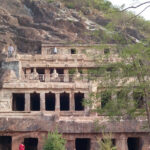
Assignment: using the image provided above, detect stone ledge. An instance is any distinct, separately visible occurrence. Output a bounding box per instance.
[0,116,148,133]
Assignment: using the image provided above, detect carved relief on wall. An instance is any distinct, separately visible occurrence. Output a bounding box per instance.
[0,101,11,111]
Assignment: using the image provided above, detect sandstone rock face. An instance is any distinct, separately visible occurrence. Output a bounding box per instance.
[0,0,145,53]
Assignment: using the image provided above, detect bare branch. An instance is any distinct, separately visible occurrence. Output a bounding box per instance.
[122,1,150,11]
[128,4,150,21]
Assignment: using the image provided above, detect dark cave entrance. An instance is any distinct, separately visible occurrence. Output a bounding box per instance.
[127,138,141,150]
[24,138,38,150]
[45,93,55,111]
[0,136,12,150]
[30,93,40,111]
[75,92,84,111]
[12,93,25,111]
[60,92,70,111]
[75,138,90,150]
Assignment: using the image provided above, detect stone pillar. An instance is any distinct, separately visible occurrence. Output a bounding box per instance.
[66,139,75,150]
[116,135,128,150]
[45,68,50,82]
[38,136,44,150]
[91,139,99,150]
[70,91,75,112]
[142,136,150,150]
[25,93,30,112]
[12,135,24,150]
[40,93,45,111]
[64,69,69,82]
[55,93,60,112]
[84,93,90,116]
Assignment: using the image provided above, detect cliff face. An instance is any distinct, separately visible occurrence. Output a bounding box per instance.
[0,0,147,52]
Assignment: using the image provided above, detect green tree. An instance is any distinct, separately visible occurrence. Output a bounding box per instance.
[43,130,66,150]
[86,42,150,129]
[98,134,117,150]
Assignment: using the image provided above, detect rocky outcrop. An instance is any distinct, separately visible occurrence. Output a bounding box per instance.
[0,0,146,53]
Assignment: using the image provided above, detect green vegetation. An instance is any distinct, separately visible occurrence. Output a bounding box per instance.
[42,0,150,41]
[43,130,66,150]
[61,0,113,12]
[85,42,150,128]
[69,68,76,74]
[98,134,117,150]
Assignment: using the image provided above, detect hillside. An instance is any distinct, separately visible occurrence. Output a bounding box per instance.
[0,0,150,52]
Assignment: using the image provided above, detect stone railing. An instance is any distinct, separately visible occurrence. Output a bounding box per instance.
[23,74,90,83]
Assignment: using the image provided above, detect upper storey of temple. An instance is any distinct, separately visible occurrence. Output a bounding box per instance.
[3,43,118,63]
[0,43,119,87]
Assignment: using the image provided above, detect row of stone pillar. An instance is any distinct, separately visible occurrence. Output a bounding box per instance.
[24,92,88,112]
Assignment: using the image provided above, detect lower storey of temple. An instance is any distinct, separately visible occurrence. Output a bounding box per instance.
[0,132,149,150]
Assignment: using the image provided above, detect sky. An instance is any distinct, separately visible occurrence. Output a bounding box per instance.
[108,0,150,20]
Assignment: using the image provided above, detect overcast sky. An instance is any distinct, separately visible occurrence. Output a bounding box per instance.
[108,0,150,20]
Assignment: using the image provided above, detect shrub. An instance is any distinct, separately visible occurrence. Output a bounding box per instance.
[43,130,66,150]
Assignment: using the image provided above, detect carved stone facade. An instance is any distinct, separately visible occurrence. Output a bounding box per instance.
[0,43,149,150]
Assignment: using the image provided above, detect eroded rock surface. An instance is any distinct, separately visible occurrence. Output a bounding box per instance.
[0,0,145,53]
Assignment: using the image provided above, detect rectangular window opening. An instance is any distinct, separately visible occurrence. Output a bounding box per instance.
[75,93,84,111]
[45,93,55,111]
[30,93,40,111]
[71,49,77,54]
[0,136,12,150]
[60,93,70,111]
[24,138,38,150]
[12,93,25,111]
[127,137,141,150]
[75,138,90,150]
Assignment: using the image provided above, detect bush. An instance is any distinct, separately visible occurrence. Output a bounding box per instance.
[99,134,117,150]
[43,130,66,150]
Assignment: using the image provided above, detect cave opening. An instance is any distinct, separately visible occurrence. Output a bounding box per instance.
[127,138,141,150]
[12,93,25,111]
[75,92,84,111]
[45,93,55,111]
[24,138,38,150]
[60,92,70,111]
[0,136,12,150]
[30,93,40,111]
[75,138,90,150]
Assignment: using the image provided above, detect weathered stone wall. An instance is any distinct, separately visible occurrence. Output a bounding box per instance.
[0,131,149,150]
[0,44,150,150]
[1,61,19,78]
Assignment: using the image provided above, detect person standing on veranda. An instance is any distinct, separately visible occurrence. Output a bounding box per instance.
[19,143,25,150]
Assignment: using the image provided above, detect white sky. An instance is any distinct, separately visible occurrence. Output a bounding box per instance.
[108,0,150,20]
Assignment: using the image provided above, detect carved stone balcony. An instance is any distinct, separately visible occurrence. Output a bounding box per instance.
[23,74,90,83]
